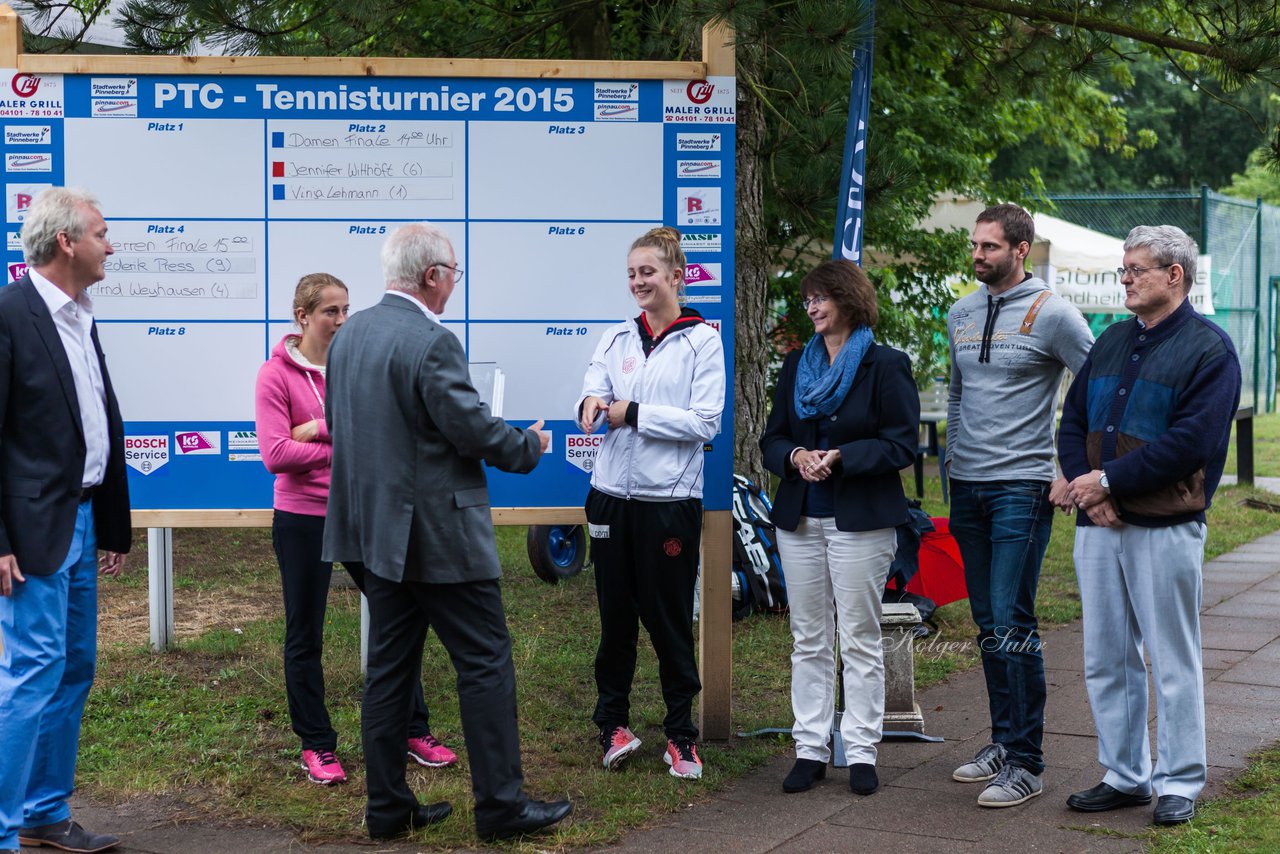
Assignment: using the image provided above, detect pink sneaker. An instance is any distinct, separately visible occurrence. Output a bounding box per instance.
[407,733,459,768]
[664,738,703,779]
[600,725,642,770]
[300,749,347,785]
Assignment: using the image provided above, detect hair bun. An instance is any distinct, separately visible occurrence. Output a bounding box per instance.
[646,226,682,242]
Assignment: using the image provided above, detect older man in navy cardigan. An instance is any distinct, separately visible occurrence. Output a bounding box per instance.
[1058,225,1241,828]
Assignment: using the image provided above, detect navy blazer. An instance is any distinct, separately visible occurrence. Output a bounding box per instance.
[761,343,919,533]
[0,276,131,574]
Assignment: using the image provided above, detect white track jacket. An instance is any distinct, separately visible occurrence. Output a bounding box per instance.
[575,315,725,500]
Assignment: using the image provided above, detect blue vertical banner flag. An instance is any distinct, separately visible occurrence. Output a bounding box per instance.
[834,2,875,263]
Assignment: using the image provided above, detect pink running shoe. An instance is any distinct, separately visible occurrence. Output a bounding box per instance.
[407,733,459,768]
[600,725,642,770]
[664,738,703,779]
[300,749,347,785]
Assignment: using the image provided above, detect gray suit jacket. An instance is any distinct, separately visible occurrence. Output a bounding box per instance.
[322,293,541,583]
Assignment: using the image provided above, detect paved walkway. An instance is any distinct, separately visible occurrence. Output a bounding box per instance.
[63,526,1280,853]
[605,528,1280,853]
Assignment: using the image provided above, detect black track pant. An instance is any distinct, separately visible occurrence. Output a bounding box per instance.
[586,488,702,741]
[272,509,429,751]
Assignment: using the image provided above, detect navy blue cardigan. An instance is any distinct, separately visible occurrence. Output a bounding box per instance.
[1058,299,1241,527]
[761,343,920,533]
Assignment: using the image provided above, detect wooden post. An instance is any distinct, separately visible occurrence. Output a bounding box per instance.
[695,20,736,742]
[0,4,22,67]
[698,510,734,740]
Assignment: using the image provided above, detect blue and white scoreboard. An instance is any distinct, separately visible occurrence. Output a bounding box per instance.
[1,71,736,512]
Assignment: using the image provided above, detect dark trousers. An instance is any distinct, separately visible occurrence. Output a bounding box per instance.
[585,488,702,741]
[948,480,1054,775]
[362,572,524,834]
[272,509,429,752]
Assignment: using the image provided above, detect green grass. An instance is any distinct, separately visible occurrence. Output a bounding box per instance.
[1148,746,1280,853]
[1225,411,1280,478]
[80,460,1280,849]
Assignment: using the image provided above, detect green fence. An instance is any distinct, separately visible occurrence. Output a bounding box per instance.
[1050,189,1278,413]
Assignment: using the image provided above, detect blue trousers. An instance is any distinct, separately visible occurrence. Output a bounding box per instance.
[0,501,98,848]
[949,479,1053,775]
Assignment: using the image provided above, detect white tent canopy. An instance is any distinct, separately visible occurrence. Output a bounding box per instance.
[919,197,1213,314]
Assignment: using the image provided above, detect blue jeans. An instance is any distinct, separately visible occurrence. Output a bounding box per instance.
[0,502,98,848]
[949,479,1054,775]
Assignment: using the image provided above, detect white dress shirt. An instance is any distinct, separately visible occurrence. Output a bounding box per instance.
[28,269,110,488]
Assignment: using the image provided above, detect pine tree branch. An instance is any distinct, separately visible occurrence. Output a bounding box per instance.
[931,0,1247,61]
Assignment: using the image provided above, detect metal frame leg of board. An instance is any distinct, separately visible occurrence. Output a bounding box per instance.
[148,527,175,651]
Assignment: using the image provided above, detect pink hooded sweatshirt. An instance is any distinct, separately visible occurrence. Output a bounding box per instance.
[254,334,332,515]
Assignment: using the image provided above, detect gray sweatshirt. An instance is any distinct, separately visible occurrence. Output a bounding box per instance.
[946,276,1094,482]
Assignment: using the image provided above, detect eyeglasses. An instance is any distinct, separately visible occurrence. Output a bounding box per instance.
[802,294,830,310]
[435,263,464,283]
[1115,264,1171,279]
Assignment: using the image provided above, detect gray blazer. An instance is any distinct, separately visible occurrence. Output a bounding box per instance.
[322,294,541,583]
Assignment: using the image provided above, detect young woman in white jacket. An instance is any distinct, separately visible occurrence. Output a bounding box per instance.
[576,226,725,780]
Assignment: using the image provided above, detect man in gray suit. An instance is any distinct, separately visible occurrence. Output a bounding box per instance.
[323,223,571,842]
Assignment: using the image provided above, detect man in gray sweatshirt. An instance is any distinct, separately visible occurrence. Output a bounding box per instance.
[945,204,1094,808]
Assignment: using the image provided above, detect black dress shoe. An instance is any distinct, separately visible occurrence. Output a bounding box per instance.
[782,758,827,793]
[17,819,119,853]
[367,802,453,840]
[477,798,572,842]
[849,763,879,796]
[1153,794,1196,826]
[1066,782,1152,812]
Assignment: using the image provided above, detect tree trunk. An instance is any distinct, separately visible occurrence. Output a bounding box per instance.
[563,0,612,60]
[733,45,770,489]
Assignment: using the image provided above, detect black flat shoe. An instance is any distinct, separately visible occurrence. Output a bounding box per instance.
[782,758,827,793]
[1153,795,1195,826]
[849,762,879,796]
[477,798,572,842]
[367,802,453,840]
[1066,782,1152,812]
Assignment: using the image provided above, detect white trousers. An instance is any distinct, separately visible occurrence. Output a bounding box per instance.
[1074,521,1207,800]
[776,517,896,764]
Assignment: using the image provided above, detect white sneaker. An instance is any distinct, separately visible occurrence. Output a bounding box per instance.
[977,764,1043,807]
[952,742,1006,783]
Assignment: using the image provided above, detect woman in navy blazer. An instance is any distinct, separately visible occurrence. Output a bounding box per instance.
[761,260,919,797]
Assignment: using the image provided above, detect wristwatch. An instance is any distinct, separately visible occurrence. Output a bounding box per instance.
[1099,471,1110,493]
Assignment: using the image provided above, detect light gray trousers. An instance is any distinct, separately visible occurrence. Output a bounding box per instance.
[1074,521,1207,800]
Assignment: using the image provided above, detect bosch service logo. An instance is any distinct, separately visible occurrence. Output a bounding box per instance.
[11,74,39,98]
[686,80,715,104]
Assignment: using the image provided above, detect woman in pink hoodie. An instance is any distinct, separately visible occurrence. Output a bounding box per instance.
[255,273,457,785]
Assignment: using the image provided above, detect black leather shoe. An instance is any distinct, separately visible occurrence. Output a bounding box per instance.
[1153,795,1196,826]
[17,819,119,853]
[782,758,827,793]
[367,802,453,840]
[1066,782,1152,812]
[477,798,572,842]
[849,763,879,796]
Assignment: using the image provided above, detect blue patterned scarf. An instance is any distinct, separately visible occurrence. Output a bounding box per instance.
[794,326,873,420]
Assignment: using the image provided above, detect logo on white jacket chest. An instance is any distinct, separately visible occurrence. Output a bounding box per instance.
[622,356,637,374]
